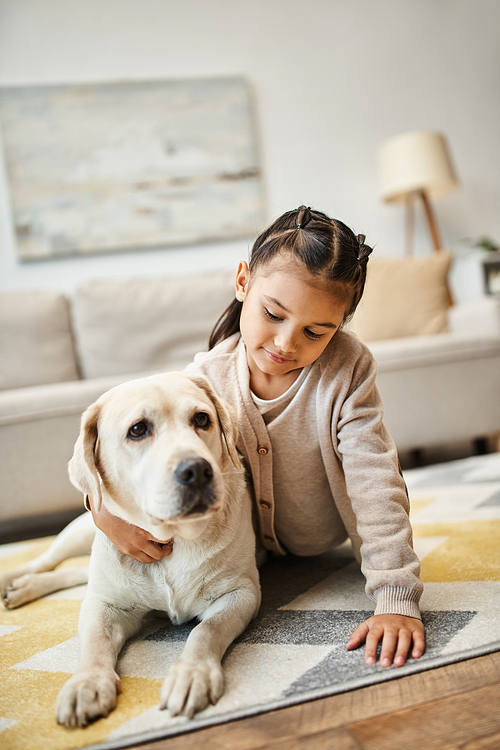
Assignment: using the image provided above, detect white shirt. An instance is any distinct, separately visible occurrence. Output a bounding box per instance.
[251,364,347,555]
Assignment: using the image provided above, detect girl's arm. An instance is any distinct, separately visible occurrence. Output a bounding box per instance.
[87,495,173,563]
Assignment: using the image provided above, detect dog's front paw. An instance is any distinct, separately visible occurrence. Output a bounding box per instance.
[56,669,121,727]
[160,657,224,718]
[2,574,39,609]
[0,572,16,607]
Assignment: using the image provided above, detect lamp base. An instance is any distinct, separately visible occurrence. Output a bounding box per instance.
[419,189,443,252]
[403,189,453,305]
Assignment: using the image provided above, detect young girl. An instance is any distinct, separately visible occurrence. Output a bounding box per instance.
[90,206,425,668]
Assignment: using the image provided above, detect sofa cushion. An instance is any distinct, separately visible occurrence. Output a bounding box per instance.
[73,271,235,378]
[0,291,80,390]
[349,252,453,342]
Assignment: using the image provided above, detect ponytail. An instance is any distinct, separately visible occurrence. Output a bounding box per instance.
[208,298,242,350]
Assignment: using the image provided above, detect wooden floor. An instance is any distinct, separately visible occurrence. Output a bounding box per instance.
[128,651,500,750]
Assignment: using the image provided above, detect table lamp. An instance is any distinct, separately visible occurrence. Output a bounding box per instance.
[378,131,459,255]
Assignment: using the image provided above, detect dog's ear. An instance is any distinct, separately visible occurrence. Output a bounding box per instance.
[215,396,240,468]
[68,401,103,511]
[189,374,240,468]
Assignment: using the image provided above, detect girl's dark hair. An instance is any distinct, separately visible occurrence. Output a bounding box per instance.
[208,205,373,349]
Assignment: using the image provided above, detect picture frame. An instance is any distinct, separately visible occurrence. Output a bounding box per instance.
[482,255,500,297]
[0,77,264,261]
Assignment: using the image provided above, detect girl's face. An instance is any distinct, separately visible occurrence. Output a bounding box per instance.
[235,256,347,396]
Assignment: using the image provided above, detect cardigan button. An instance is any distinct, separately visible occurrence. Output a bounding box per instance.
[258,446,268,455]
[264,535,274,543]
[260,500,271,510]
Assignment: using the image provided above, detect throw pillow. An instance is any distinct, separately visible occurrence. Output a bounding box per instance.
[0,292,80,389]
[349,252,453,342]
[73,271,236,379]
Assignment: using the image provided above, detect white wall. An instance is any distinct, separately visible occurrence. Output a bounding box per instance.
[1,0,499,300]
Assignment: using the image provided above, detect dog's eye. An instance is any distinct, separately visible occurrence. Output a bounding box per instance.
[127,421,151,440]
[194,412,211,430]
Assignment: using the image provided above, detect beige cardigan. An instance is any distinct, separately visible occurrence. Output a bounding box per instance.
[187,331,422,618]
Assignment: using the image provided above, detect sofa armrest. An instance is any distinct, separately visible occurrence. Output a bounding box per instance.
[0,368,173,523]
[366,331,500,451]
[448,296,500,337]
[367,331,500,372]
[0,370,164,424]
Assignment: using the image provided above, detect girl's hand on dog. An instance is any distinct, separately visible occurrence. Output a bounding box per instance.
[87,495,173,563]
[346,614,425,667]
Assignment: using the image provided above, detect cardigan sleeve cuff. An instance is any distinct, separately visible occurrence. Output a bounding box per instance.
[374,585,422,620]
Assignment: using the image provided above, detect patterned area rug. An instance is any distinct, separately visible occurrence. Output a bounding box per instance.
[1,452,500,750]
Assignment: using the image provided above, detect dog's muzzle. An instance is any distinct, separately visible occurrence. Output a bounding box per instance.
[175,457,216,515]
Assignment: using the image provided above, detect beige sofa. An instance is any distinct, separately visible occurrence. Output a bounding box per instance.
[1,260,500,538]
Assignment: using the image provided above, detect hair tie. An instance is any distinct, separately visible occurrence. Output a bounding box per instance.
[356,234,365,260]
[356,234,373,263]
[296,206,311,229]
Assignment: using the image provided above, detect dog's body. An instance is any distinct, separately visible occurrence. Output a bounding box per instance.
[3,372,261,726]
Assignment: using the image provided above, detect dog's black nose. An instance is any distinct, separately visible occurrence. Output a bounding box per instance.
[175,458,213,489]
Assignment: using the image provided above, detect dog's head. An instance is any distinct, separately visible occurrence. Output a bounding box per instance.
[69,372,240,536]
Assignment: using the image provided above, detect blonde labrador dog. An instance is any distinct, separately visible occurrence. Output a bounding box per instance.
[8,372,261,727]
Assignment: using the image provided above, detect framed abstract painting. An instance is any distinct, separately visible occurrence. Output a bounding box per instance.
[0,77,264,261]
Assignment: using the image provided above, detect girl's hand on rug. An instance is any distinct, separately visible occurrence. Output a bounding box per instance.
[346,614,425,668]
[87,495,173,563]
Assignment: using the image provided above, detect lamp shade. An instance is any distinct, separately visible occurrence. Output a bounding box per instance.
[379,131,459,203]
